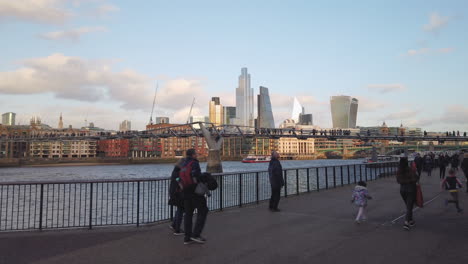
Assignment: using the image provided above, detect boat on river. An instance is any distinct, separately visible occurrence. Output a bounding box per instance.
[241,155,271,163]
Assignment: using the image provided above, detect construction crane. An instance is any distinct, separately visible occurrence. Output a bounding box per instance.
[187,97,196,124]
[149,82,158,125]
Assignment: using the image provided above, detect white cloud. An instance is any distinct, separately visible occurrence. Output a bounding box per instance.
[367,84,406,93]
[0,53,204,113]
[90,4,119,17]
[355,96,387,112]
[438,47,455,53]
[423,12,450,33]
[0,0,72,24]
[405,47,454,57]
[39,26,107,41]
[406,48,431,56]
[382,110,419,121]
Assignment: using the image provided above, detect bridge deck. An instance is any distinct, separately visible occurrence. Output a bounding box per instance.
[1,169,467,264]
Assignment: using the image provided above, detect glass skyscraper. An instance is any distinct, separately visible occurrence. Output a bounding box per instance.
[223,106,236,125]
[257,86,275,128]
[2,112,16,126]
[209,97,224,126]
[235,68,254,127]
[330,96,358,128]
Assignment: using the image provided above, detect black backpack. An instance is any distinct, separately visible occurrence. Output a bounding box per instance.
[200,172,218,191]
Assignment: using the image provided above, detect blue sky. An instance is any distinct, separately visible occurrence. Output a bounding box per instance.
[0,0,467,131]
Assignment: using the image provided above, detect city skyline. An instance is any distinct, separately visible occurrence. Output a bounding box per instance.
[0,1,467,131]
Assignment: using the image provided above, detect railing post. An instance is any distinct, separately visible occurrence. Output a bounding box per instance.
[347,166,350,184]
[353,165,357,183]
[296,169,299,195]
[136,181,140,227]
[307,169,310,192]
[284,170,288,197]
[333,167,336,188]
[325,167,329,189]
[256,172,259,204]
[365,164,368,181]
[239,174,242,207]
[316,167,320,191]
[359,165,362,181]
[219,176,223,211]
[89,183,93,230]
[340,166,344,186]
[39,184,44,231]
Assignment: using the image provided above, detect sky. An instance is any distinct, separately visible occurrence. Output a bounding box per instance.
[1,0,467,132]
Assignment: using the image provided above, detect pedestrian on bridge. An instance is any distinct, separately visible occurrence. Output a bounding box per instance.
[397,157,420,231]
[179,149,209,245]
[268,151,284,212]
[168,159,185,236]
[461,153,468,193]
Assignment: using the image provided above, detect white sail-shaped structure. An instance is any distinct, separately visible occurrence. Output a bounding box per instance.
[291,97,303,123]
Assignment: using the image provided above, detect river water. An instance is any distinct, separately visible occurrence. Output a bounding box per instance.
[0,159,366,183]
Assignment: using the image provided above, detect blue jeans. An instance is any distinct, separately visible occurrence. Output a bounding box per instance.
[172,206,184,232]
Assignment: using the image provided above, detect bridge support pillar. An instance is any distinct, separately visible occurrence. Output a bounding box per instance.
[199,123,224,173]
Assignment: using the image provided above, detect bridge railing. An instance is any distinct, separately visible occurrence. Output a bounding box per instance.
[0,161,398,232]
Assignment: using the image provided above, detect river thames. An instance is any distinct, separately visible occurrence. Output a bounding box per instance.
[0,159,365,182]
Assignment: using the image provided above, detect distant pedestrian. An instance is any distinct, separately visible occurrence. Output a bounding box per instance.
[168,159,185,236]
[414,153,423,177]
[396,157,420,231]
[268,151,284,212]
[461,153,468,193]
[178,149,209,245]
[423,155,433,176]
[439,154,447,179]
[351,181,372,224]
[441,169,463,213]
[451,153,459,171]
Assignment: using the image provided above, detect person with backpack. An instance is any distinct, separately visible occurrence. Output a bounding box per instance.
[168,159,185,235]
[461,152,468,193]
[396,157,420,231]
[178,149,209,245]
[268,151,284,212]
[441,169,463,213]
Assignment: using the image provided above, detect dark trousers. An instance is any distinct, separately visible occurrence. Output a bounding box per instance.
[448,192,461,210]
[400,185,416,222]
[269,187,281,210]
[184,195,208,240]
[439,166,446,179]
[171,206,184,232]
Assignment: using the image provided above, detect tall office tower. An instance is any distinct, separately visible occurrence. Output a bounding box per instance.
[299,114,313,125]
[189,116,209,129]
[235,67,254,127]
[58,113,63,129]
[119,120,132,131]
[291,97,304,123]
[156,117,170,124]
[223,106,236,125]
[209,97,224,126]
[2,112,16,126]
[257,86,275,128]
[330,96,359,128]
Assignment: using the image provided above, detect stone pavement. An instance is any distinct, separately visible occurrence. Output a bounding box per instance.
[1,169,467,264]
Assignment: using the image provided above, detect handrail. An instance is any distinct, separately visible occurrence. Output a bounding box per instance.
[0,161,394,185]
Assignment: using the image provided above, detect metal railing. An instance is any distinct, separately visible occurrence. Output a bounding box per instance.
[0,161,398,232]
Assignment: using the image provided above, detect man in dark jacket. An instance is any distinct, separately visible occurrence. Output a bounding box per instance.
[168,159,185,235]
[180,149,208,245]
[268,151,284,212]
[414,154,423,177]
[461,153,468,193]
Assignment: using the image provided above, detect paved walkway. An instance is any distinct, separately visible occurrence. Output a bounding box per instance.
[1,169,467,264]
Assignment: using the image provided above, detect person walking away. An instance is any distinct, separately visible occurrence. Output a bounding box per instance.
[268,151,284,212]
[414,154,423,177]
[439,154,447,179]
[168,159,185,235]
[423,154,433,176]
[451,153,459,171]
[396,157,420,230]
[179,149,209,245]
[351,181,372,224]
[441,169,463,213]
[460,152,468,193]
